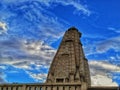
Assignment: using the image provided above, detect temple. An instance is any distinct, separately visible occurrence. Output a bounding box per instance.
[46,27,90,89]
[0,27,119,90]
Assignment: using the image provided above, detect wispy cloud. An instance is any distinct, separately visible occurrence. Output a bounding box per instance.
[89,61,120,73]
[108,27,120,33]
[55,0,91,16]
[0,0,68,44]
[27,71,47,82]
[3,0,91,16]
[83,36,120,58]
[96,36,120,53]
[0,0,91,44]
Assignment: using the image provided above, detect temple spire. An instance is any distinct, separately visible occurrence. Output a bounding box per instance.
[46,27,91,87]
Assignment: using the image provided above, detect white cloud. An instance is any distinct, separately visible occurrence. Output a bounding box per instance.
[26,71,47,82]
[0,66,6,70]
[23,40,56,59]
[0,39,55,83]
[84,36,120,57]
[0,39,56,70]
[91,75,118,86]
[89,61,120,72]
[108,27,120,33]
[0,59,32,70]
[89,60,119,86]
[0,22,7,34]
[96,36,120,53]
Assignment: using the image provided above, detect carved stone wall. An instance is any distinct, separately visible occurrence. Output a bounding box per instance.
[46,27,91,89]
[0,84,118,90]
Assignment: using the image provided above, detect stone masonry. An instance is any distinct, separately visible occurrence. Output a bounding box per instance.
[46,27,91,89]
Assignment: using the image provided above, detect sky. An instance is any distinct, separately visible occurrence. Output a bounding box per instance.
[0,0,120,86]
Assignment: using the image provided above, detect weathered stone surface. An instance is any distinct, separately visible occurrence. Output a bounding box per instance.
[46,27,91,88]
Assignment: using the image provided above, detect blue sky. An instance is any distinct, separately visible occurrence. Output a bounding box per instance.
[0,0,120,86]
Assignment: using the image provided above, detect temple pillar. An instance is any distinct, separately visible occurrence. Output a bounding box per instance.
[18,87,22,90]
[31,87,35,90]
[76,86,81,90]
[26,87,30,90]
[22,85,26,90]
[53,86,57,90]
[69,86,75,90]
[13,87,16,90]
[8,87,11,90]
[65,86,69,90]
[47,86,51,90]
[59,86,63,90]
[3,87,6,90]
[36,86,39,90]
[42,86,46,90]
[81,82,87,90]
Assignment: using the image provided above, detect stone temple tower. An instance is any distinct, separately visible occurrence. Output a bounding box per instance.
[46,27,91,88]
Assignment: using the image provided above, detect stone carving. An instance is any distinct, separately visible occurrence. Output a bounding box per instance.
[46,27,91,87]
